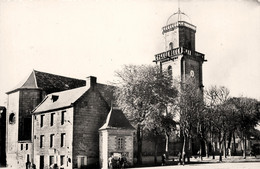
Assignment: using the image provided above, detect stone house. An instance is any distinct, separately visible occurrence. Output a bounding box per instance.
[32,76,115,169]
[99,108,135,169]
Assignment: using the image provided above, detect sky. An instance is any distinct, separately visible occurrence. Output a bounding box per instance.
[0,0,259,106]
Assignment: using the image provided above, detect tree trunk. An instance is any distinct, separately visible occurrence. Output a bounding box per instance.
[219,143,223,162]
[211,136,215,159]
[165,132,169,159]
[233,132,237,155]
[223,134,227,158]
[243,135,246,159]
[204,140,208,158]
[219,136,222,162]
[137,125,143,164]
[200,142,203,161]
[154,138,158,164]
[212,142,215,159]
[227,132,232,149]
[210,126,215,159]
[227,131,232,156]
[182,133,186,165]
[187,137,192,163]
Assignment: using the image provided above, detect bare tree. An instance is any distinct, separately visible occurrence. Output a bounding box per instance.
[178,77,204,164]
[204,85,230,161]
[114,64,178,164]
[230,97,260,159]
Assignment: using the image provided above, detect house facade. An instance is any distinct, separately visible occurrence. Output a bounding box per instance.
[4,70,132,169]
[32,76,114,169]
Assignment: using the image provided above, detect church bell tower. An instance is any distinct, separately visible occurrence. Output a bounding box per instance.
[154,8,206,89]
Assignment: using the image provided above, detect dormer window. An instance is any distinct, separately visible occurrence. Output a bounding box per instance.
[51,95,59,102]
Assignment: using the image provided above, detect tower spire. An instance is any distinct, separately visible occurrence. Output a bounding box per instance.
[178,0,181,21]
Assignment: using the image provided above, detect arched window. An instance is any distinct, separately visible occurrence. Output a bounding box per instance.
[169,42,173,50]
[9,113,15,124]
[168,65,172,76]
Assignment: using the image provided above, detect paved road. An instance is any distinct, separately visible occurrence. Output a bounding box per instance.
[1,162,260,169]
[130,162,260,169]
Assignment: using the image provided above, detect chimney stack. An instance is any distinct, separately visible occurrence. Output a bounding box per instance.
[86,76,97,88]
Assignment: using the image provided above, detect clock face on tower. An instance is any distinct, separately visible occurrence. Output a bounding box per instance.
[190,70,194,78]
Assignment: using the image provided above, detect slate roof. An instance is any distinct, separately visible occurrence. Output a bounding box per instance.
[7,70,86,94]
[99,108,135,130]
[33,86,89,113]
[96,83,116,106]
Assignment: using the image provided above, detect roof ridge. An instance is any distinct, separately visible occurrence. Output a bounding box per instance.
[48,85,88,95]
[34,70,85,81]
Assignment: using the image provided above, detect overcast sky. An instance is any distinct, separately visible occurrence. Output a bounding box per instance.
[0,0,259,105]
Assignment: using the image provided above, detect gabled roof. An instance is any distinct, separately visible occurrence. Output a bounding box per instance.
[7,70,86,94]
[33,86,89,113]
[99,108,135,130]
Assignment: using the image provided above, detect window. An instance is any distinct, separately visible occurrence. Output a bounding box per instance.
[9,113,15,124]
[40,135,44,148]
[77,156,87,168]
[60,155,65,166]
[168,65,172,76]
[24,117,32,140]
[27,154,30,162]
[49,156,54,166]
[40,115,44,127]
[61,133,66,147]
[169,42,173,50]
[61,111,65,125]
[50,134,54,148]
[26,144,28,150]
[21,144,23,150]
[51,95,59,102]
[117,137,124,150]
[50,113,55,126]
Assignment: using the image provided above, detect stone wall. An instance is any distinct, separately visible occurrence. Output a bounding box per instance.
[33,107,73,169]
[0,107,6,166]
[178,27,196,51]
[108,130,134,167]
[17,141,33,169]
[6,91,19,168]
[73,86,110,168]
[99,129,134,169]
[19,89,42,140]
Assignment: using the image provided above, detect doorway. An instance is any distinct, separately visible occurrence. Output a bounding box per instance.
[40,156,44,169]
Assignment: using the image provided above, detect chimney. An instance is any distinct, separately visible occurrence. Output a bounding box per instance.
[86,76,97,88]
